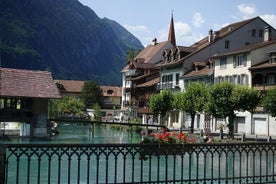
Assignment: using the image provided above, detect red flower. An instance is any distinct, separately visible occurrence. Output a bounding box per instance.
[157,134,163,141]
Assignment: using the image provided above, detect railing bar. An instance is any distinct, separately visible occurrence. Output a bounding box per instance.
[157,155,160,183]
[105,156,109,183]
[266,150,269,183]
[253,149,256,183]
[77,157,81,184]
[27,157,31,184]
[96,157,100,184]
[239,151,242,184]
[211,151,214,183]
[131,155,135,184]
[259,150,262,184]
[196,152,199,182]
[181,154,184,182]
[114,156,117,183]
[165,155,168,183]
[272,149,276,181]
[173,155,176,184]
[246,150,249,184]
[232,153,235,184]
[86,157,90,184]
[225,152,228,184]
[67,157,71,184]
[16,158,20,184]
[48,158,51,184]
[123,154,126,183]
[140,157,143,182]
[148,156,152,183]
[203,152,206,183]
[188,153,191,184]
[37,157,41,184]
[218,151,221,184]
[57,158,61,184]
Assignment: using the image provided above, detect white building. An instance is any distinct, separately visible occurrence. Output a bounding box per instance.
[156,16,276,132]
[212,30,276,136]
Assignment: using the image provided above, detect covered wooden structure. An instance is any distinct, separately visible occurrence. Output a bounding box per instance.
[0,68,61,137]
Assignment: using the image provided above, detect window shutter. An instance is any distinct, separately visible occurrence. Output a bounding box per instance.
[243,54,247,66]
[233,56,237,68]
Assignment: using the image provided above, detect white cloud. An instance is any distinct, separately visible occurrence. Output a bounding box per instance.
[237,3,256,18]
[124,24,152,46]
[192,12,205,28]
[124,24,151,35]
[260,14,276,29]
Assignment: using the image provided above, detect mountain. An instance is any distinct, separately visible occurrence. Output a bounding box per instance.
[0,0,144,85]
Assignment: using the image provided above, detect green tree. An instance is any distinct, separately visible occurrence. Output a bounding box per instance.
[80,80,103,109]
[93,103,102,121]
[206,82,261,138]
[262,87,276,117]
[126,49,141,61]
[173,82,209,133]
[149,90,174,125]
[49,97,85,117]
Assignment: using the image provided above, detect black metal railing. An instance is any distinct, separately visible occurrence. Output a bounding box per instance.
[1,142,275,184]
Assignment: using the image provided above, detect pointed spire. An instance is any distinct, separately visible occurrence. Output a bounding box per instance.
[168,11,176,47]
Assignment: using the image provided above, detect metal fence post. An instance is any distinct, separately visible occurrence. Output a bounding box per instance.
[0,144,6,184]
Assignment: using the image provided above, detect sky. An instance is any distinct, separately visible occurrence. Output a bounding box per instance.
[78,0,276,47]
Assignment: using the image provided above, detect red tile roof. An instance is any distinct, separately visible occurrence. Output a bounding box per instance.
[135,41,171,63]
[136,77,160,88]
[249,60,276,70]
[55,80,84,93]
[55,80,121,97]
[0,68,61,98]
[101,86,122,97]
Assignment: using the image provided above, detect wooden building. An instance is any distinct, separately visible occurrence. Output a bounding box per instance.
[0,68,61,137]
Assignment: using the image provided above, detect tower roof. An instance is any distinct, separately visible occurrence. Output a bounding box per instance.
[168,13,176,47]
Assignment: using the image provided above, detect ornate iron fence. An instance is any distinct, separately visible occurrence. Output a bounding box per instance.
[1,142,275,183]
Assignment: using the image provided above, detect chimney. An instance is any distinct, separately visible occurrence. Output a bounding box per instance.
[264,26,271,42]
[152,38,157,45]
[208,29,213,42]
[213,31,220,40]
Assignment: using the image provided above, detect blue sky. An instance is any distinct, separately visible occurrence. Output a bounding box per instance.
[78,0,276,47]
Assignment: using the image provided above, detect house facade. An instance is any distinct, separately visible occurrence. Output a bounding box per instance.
[212,38,276,136]
[0,68,61,137]
[155,16,276,131]
[55,80,122,120]
[121,15,175,123]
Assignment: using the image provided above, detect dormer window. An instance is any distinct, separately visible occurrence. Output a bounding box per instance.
[107,90,114,95]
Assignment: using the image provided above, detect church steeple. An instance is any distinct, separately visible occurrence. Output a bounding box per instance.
[168,12,176,47]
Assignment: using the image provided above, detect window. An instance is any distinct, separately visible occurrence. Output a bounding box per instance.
[241,74,248,85]
[251,29,256,37]
[175,73,180,85]
[270,53,276,63]
[225,40,230,49]
[220,58,227,69]
[233,54,247,67]
[259,30,263,37]
[266,74,275,84]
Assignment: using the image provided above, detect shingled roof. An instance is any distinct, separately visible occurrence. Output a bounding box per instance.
[0,68,61,98]
[156,17,263,68]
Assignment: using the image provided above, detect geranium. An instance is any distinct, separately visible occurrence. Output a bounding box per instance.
[139,131,196,160]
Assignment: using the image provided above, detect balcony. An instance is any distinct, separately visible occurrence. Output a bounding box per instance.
[252,83,276,91]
